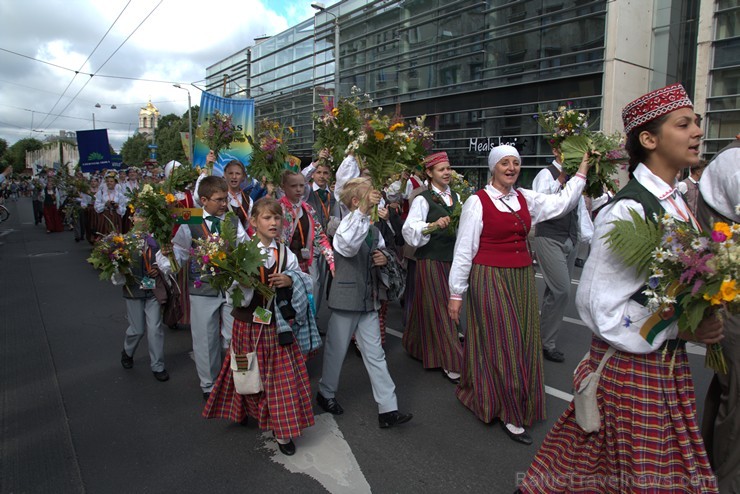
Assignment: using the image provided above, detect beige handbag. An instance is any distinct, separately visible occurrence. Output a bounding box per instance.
[573,346,616,433]
[231,326,263,395]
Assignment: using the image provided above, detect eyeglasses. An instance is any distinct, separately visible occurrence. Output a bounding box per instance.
[208,197,228,203]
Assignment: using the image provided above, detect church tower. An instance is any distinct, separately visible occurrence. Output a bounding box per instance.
[137,100,160,136]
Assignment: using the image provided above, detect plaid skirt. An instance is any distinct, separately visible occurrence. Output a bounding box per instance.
[456,264,545,427]
[202,319,314,439]
[402,259,462,372]
[520,336,718,493]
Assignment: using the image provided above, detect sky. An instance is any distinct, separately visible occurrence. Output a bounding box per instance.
[0,0,318,151]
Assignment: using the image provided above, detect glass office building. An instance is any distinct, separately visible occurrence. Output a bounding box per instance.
[206,0,737,186]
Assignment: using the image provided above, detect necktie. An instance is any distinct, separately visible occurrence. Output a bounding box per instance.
[317,188,329,202]
[209,216,221,234]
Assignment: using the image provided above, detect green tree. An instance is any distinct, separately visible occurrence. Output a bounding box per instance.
[7,138,43,172]
[120,133,150,166]
[0,138,8,160]
[154,106,200,166]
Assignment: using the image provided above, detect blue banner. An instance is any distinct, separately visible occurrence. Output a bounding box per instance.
[76,129,113,172]
[194,93,254,176]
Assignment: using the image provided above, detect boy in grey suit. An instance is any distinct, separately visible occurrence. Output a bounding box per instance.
[316,177,412,429]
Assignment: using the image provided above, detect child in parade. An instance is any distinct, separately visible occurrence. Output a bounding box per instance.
[317,178,413,429]
[519,84,723,492]
[401,152,463,383]
[203,197,315,457]
[118,215,172,382]
[94,171,126,237]
[172,176,248,400]
[222,159,254,235]
[279,170,335,282]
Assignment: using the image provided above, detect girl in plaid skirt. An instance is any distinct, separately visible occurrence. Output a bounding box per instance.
[203,197,314,456]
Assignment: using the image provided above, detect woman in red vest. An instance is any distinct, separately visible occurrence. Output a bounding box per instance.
[447,145,589,444]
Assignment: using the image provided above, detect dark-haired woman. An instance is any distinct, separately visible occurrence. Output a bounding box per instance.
[519,84,722,493]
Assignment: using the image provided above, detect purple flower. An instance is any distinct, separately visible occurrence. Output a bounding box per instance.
[711,230,727,242]
[623,316,632,328]
[648,276,660,289]
[532,114,539,120]
[202,255,210,264]
[193,279,203,289]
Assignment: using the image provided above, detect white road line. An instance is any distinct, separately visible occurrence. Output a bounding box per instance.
[545,385,573,402]
[260,413,371,493]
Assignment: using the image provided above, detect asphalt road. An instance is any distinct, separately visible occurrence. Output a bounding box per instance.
[0,197,715,494]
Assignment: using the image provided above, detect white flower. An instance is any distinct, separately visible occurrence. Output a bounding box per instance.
[348,130,354,136]
[735,204,740,215]
[652,248,669,262]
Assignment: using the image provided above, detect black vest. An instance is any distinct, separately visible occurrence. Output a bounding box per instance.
[414,189,457,262]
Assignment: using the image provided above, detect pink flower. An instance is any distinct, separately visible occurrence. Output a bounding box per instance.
[711,230,727,242]
[202,255,210,264]
[193,279,203,288]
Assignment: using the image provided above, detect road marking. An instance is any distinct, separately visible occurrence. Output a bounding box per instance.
[545,385,573,402]
[260,413,371,493]
[534,272,579,285]
[0,229,16,237]
[686,343,706,356]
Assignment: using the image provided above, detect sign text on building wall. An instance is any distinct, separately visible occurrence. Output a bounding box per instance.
[469,137,519,154]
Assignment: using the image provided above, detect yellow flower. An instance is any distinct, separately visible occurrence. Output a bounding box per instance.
[331,108,339,117]
[703,291,722,305]
[165,193,176,204]
[112,235,124,244]
[389,123,404,132]
[288,127,295,134]
[217,252,226,261]
[374,131,386,141]
[713,222,733,240]
[720,279,737,302]
[128,204,135,214]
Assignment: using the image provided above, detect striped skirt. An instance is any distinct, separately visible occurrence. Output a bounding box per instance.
[456,264,545,427]
[520,336,718,493]
[94,210,122,237]
[402,259,462,372]
[203,319,314,439]
[175,268,190,325]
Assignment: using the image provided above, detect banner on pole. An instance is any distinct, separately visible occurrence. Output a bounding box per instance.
[77,129,113,172]
[180,132,191,161]
[194,93,254,176]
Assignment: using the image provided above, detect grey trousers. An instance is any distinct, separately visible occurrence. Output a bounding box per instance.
[123,296,165,372]
[319,309,398,414]
[189,294,233,393]
[534,236,577,352]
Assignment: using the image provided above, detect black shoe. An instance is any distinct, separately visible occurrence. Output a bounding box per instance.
[153,369,169,382]
[203,392,211,401]
[500,422,532,445]
[239,415,249,427]
[543,348,565,363]
[575,258,585,268]
[121,350,133,369]
[316,392,344,415]
[276,439,296,456]
[378,410,413,429]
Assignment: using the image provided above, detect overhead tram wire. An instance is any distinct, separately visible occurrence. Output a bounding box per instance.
[0,103,133,126]
[0,47,189,85]
[42,0,164,132]
[35,0,132,130]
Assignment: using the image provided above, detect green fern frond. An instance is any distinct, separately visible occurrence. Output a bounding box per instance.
[601,207,662,276]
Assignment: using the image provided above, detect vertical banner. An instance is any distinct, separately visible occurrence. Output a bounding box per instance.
[195,93,254,176]
[180,132,191,161]
[76,129,112,172]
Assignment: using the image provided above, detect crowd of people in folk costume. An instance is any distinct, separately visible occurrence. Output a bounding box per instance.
[23,84,738,492]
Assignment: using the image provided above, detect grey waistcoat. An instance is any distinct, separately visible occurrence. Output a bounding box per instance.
[327,225,380,313]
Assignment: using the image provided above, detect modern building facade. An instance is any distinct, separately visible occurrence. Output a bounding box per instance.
[206,0,739,187]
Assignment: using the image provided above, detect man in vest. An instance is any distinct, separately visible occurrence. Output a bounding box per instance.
[532,148,583,363]
[677,160,707,214]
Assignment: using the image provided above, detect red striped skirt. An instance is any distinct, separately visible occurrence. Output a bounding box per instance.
[520,336,718,493]
[202,319,314,439]
[456,264,545,427]
[402,258,462,372]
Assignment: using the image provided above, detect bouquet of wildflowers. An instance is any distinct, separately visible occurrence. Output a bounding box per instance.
[422,170,476,236]
[246,119,293,190]
[537,103,627,198]
[88,231,144,292]
[198,110,235,170]
[127,183,179,271]
[313,86,368,172]
[604,210,739,373]
[191,212,274,306]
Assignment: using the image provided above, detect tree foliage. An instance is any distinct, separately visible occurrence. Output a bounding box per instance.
[119,106,199,167]
[6,138,43,172]
[120,132,150,166]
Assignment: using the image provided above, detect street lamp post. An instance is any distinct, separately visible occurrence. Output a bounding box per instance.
[173,84,194,164]
[311,2,340,102]
[92,112,96,130]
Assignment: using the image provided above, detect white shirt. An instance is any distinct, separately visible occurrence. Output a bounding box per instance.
[402,184,458,248]
[232,239,299,307]
[576,163,694,354]
[172,211,249,264]
[448,174,585,298]
[94,186,126,215]
[333,209,386,257]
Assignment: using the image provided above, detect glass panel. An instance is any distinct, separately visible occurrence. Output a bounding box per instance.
[710,67,740,97]
[713,37,740,69]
